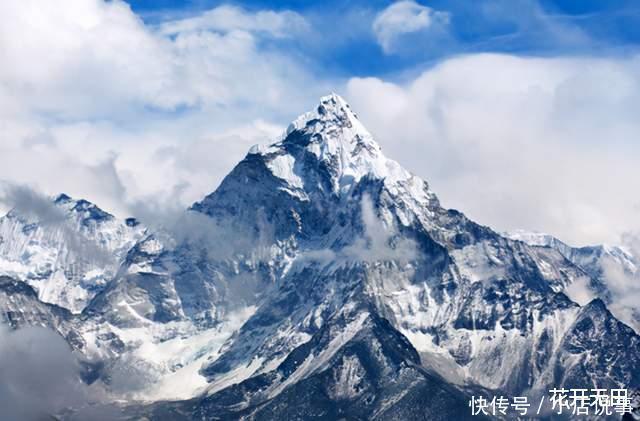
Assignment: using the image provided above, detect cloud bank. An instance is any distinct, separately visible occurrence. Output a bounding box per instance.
[346,53,640,246]
[0,0,326,217]
[0,0,638,250]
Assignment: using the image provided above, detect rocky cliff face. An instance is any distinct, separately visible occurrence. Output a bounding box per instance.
[507,229,640,332]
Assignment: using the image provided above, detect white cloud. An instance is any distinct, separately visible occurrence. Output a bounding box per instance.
[0,1,638,252]
[343,195,418,263]
[158,5,309,38]
[601,253,640,331]
[0,1,315,118]
[0,0,177,117]
[346,53,640,246]
[0,325,87,419]
[301,195,418,265]
[372,0,450,53]
[564,276,596,306]
[0,0,328,217]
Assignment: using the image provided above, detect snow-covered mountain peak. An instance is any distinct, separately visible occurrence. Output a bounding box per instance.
[505,229,571,249]
[54,193,73,205]
[53,193,115,224]
[192,94,438,243]
[286,93,372,141]
[506,229,637,266]
[247,94,419,196]
[0,193,146,313]
[506,228,640,330]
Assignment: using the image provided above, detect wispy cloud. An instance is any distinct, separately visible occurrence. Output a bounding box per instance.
[0,183,67,225]
[601,252,640,331]
[301,195,417,266]
[158,5,309,38]
[0,183,113,265]
[343,195,418,263]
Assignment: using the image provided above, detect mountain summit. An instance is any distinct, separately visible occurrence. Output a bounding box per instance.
[251,93,429,199]
[255,93,396,190]
[1,95,639,419]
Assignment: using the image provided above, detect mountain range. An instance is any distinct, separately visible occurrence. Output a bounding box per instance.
[0,94,638,420]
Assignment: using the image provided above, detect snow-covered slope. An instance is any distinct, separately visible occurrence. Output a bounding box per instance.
[1,94,639,419]
[0,194,145,313]
[507,230,638,277]
[507,229,640,331]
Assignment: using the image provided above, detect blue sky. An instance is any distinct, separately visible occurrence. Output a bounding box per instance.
[0,0,639,246]
[124,0,640,77]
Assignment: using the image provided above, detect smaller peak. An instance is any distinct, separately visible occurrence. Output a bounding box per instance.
[54,193,73,205]
[316,92,358,121]
[72,199,113,223]
[320,91,342,101]
[52,194,115,224]
[74,199,93,208]
[505,230,573,249]
[582,297,608,313]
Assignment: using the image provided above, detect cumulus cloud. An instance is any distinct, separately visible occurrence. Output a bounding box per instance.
[0,0,176,117]
[0,1,315,118]
[372,1,450,53]
[345,53,640,246]
[0,0,327,217]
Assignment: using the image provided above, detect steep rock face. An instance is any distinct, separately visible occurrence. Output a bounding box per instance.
[0,194,145,313]
[553,299,640,390]
[507,229,638,288]
[0,275,82,349]
[138,302,488,421]
[507,230,640,331]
